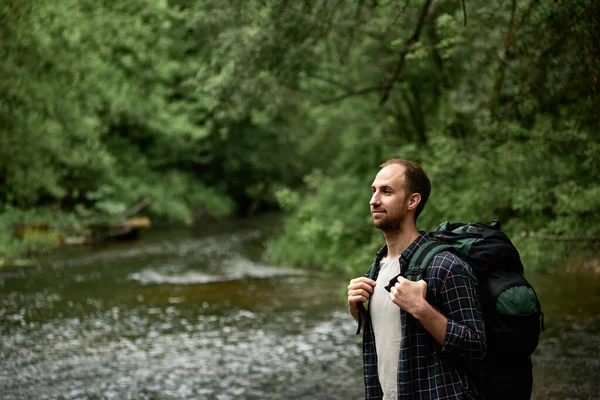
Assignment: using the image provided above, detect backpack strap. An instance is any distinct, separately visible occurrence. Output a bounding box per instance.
[356,245,388,335]
[405,241,450,282]
[384,241,451,292]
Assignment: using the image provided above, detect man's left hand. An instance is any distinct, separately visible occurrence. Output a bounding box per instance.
[389,276,427,316]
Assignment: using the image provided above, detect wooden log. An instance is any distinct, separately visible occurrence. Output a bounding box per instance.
[96,217,152,242]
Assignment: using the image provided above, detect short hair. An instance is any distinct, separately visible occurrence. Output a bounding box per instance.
[379,159,431,220]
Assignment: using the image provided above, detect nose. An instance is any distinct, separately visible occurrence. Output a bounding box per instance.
[370,191,380,207]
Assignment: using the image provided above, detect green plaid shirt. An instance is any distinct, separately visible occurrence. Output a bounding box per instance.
[358,233,486,399]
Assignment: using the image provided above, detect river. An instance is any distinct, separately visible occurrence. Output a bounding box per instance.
[1,216,599,399]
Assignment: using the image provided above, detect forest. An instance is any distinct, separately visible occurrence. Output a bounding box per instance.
[1,0,598,274]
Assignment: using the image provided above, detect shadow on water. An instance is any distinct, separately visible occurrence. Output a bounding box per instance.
[1,215,599,399]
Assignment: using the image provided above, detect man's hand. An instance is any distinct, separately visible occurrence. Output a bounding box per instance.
[390,276,448,345]
[347,277,376,320]
[389,276,427,316]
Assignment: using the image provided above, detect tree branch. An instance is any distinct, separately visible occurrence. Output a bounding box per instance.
[490,0,517,115]
[427,10,450,89]
[386,0,411,35]
[379,0,433,105]
[321,85,387,105]
[308,73,354,92]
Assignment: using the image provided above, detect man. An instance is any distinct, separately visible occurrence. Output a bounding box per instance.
[347,159,486,399]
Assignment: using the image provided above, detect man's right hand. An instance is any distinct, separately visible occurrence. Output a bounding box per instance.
[347,277,376,320]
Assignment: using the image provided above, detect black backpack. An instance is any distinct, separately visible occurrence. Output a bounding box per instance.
[399,220,544,399]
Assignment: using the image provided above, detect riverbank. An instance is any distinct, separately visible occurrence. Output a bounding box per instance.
[0,210,64,265]
[4,207,600,278]
[0,206,154,267]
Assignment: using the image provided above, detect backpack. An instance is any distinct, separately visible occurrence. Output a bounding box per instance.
[399,220,544,399]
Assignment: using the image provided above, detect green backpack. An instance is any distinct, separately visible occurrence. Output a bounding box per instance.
[367,220,544,399]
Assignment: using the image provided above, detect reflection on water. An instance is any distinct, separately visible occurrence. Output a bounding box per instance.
[1,218,599,399]
[529,270,600,399]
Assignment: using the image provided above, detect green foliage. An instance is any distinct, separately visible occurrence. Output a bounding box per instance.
[265,0,600,275]
[0,207,79,257]
[1,0,598,271]
[267,170,377,273]
[0,0,303,229]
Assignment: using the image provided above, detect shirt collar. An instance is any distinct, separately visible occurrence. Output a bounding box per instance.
[376,231,429,265]
[399,231,429,264]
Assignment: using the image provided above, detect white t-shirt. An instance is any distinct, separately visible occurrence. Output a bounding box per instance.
[370,256,402,400]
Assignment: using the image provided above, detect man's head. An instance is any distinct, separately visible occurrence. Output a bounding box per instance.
[369,159,431,231]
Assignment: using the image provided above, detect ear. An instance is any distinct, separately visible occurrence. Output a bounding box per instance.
[407,193,421,212]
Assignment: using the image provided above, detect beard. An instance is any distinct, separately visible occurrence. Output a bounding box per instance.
[372,213,403,232]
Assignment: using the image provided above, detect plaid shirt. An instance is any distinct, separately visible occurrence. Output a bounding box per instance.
[359,233,486,399]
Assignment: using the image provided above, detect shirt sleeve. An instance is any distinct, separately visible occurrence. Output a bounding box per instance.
[429,253,487,360]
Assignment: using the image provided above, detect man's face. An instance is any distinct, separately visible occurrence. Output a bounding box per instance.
[370,164,411,231]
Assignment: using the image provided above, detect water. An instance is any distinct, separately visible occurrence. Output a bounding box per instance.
[1,217,599,399]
